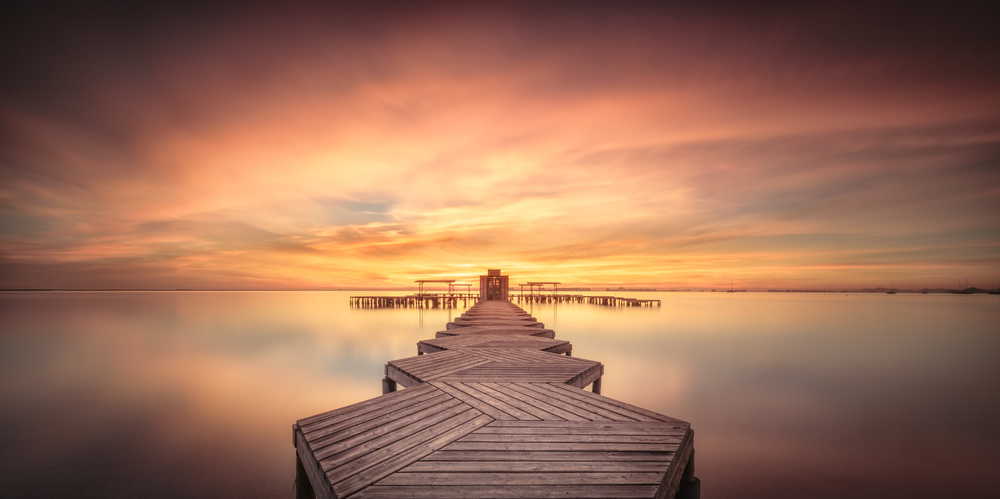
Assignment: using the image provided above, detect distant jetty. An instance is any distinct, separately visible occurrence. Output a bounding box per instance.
[351,276,660,308]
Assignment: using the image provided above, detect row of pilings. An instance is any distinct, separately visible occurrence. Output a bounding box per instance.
[350,294,477,309]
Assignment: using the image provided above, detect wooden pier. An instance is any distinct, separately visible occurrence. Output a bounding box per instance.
[297,270,696,498]
[383,348,604,394]
[351,276,661,309]
[435,325,557,339]
[352,294,661,308]
[417,334,572,356]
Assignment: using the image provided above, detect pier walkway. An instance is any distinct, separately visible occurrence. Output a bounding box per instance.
[417,334,572,356]
[296,272,696,498]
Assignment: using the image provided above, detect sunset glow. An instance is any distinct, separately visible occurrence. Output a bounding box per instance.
[2,2,998,289]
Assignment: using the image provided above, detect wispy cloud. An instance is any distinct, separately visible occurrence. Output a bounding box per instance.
[1,2,998,289]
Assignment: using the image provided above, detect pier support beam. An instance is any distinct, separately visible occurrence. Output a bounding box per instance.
[294,454,315,499]
[381,376,397,394]
[677,450,701,499]
[591,377,602,395]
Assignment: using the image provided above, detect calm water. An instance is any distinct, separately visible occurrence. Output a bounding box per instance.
[1,291,998,498]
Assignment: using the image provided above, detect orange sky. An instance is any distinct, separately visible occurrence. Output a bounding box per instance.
[1,2,998,290]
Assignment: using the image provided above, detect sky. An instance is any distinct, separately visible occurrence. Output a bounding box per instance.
[1,1,998,290]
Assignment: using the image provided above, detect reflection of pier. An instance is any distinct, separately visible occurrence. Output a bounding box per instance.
[296,269,696,498]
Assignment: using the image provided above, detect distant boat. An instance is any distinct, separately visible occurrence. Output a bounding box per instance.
[886,282,896,294]
[726,278,736,293]
[989,285,1000,295]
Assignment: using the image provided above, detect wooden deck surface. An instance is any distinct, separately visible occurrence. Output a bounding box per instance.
[294,298,696,498]
[386,349,602,390]
[435,325,556,338]
[417,334,572,356]
[295,382,692,498]
[447,318,546,329]
[455,313,536,320]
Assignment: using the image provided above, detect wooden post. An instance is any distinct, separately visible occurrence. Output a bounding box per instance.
[294,453,316,499]
[382,376,397,394]
[592,377,602,395]
[677,450,701,499]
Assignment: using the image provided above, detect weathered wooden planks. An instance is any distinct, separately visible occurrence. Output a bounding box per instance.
[435,325,556,338]
[385,350,602,391]
[447,319,546,329]
[294,381,693,498]
[294,294,696,498]
[418,334,572,356]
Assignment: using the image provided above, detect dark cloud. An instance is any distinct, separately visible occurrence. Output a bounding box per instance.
[6,1,997,119]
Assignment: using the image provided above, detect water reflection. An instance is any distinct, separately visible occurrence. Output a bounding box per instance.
[1,291,998,498]
[538,293,1000,498]
[0,291,467,498]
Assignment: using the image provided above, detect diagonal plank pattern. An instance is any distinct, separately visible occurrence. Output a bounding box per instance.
[435,325,556,338]
[387,349,602,389]
[294,292,698,498]
[417,334,572,356]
